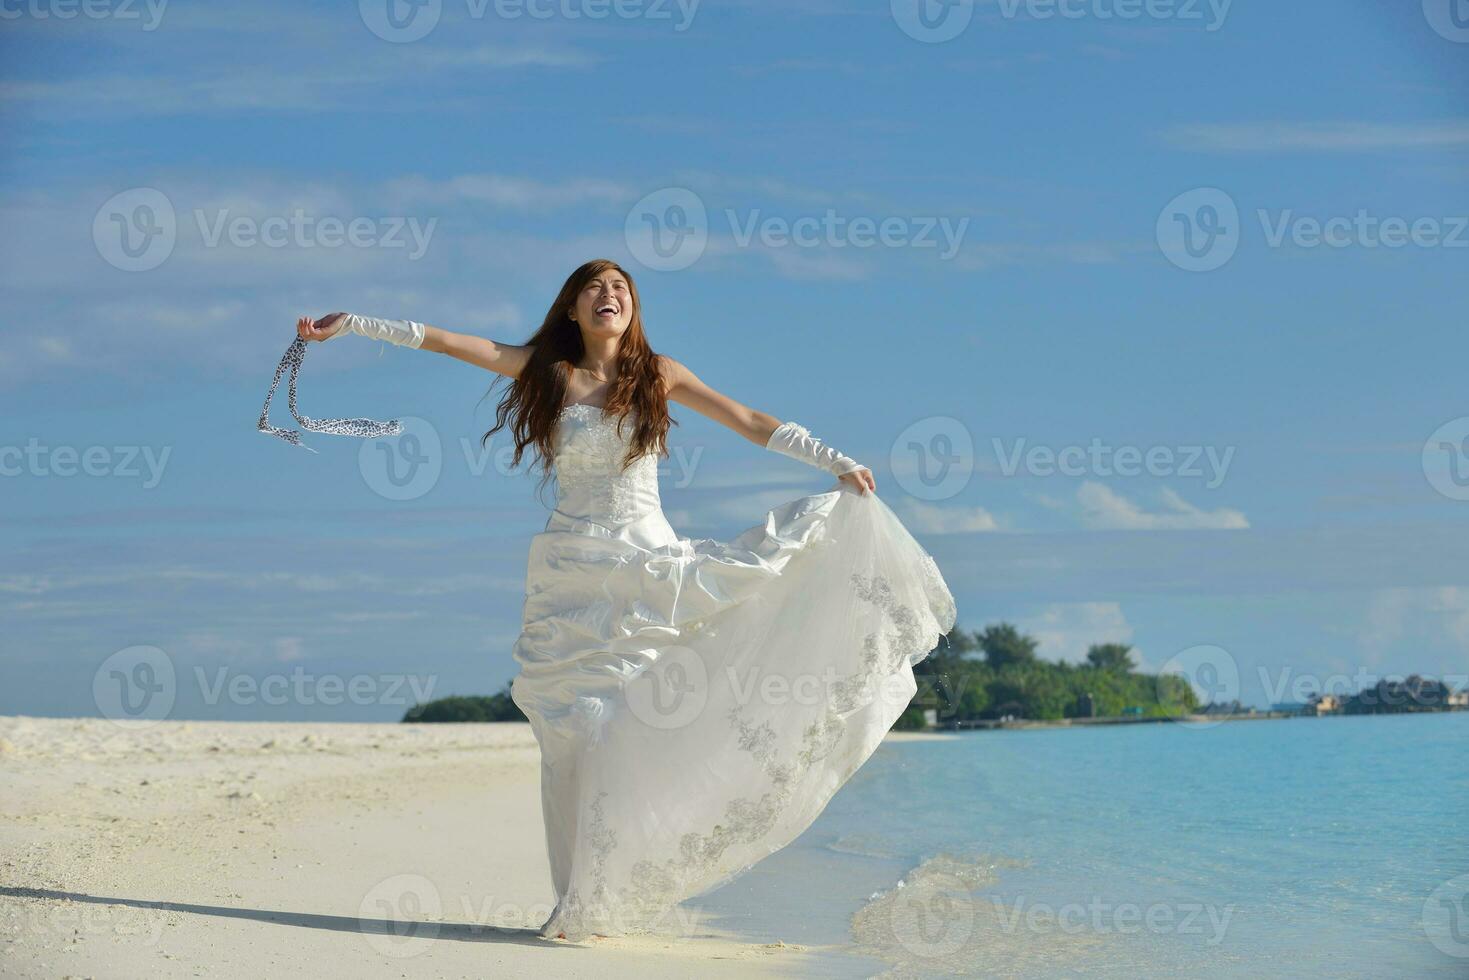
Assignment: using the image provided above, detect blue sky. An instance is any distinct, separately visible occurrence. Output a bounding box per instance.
[1,0,1466,720]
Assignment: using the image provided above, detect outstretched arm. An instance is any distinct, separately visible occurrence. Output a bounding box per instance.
[298,313,534,379]
[660,356,876,494]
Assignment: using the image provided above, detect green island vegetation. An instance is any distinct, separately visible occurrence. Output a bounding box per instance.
[402,689,526,723]
[399,622,1465,729]
[892,623,1196,730]
[398,621,1199,729]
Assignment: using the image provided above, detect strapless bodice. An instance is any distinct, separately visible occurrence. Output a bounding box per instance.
[551,402,662,525]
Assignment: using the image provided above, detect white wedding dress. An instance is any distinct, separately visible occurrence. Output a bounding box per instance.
[510,401,958,942]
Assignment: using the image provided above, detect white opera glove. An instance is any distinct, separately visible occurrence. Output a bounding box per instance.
[765,421,866,477]
[329,313,426,349]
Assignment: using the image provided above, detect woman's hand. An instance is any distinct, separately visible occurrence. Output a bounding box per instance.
[839,466,876,495]
[297,313,348,342]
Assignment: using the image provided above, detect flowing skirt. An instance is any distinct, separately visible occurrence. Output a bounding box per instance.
[509,482,958,941]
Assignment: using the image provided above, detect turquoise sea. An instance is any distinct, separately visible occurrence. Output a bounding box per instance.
[692,712,1469,978]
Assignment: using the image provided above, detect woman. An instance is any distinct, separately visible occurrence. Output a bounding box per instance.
[282,259,957,943]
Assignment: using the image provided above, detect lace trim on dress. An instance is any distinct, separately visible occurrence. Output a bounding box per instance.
[543,565,952,941]
[554,403,658,523]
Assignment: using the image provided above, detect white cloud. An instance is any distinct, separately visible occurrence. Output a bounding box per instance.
[1019,601,1136,665]
[1074,481,1248,531]
[900,501,1001,534]
[273,636,307,663]
[0,49,591,117]
[1364,587,1469,663]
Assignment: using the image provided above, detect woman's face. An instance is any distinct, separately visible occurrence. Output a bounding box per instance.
[570,270,633,337]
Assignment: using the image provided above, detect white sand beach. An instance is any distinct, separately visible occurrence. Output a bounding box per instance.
[0,716,942,978]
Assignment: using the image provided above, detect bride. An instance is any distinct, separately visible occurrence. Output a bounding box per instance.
[283,259,957,943]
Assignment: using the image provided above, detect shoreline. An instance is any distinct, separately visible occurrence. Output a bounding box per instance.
[922,705,1469,733]
[0,716,902,978]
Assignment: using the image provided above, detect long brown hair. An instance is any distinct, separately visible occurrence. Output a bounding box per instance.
[481,259,676,503]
